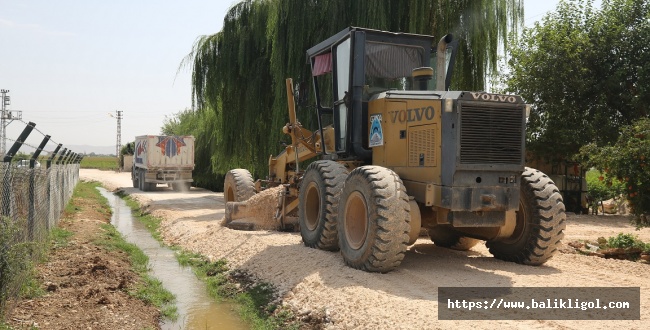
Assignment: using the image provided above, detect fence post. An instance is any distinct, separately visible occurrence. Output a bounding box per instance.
[47,144,62,169]
[1,122,35,217]
[27,135,50,238]
[45,144,61,228]
[55,148,68,165]
[61,151,70,212]
[2,122,35,163]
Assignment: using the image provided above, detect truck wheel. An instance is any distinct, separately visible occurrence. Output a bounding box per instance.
[224,169,255,202]
[428,225,480,251]
[132,168,139,188]
[486,167,566,265]
[337,166,410,272]
[139,169,148,192]
[298,160,348,251]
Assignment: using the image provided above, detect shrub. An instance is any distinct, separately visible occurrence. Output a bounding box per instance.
[606,233,646,250]
[585,170,624,203]
[581,118,650,227]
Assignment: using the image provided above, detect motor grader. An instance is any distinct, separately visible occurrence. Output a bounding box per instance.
[224,27,565,272]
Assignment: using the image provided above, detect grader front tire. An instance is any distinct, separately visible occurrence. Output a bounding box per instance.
[298,161,348,251]
[224,169,256,202]
[487,167,566,265]
[337,166,410,272]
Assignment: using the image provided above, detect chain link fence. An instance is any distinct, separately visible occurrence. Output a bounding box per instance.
[0,162,79,318]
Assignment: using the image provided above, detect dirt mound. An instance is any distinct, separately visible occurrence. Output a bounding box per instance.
[245,186,284,230]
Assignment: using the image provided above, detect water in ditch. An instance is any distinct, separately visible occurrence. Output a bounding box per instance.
[98,188,249,330]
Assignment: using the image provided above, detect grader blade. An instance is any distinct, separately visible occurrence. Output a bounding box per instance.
[223,191,299,230]
[223,201,258,230]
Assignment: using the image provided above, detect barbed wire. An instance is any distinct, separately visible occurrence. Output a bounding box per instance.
[5,137,57,156]
[16,118,61,147]
[6,118,86,158]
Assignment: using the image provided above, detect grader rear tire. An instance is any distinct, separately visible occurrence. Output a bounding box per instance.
[486,167,566,265]
[337,166,410,272]
[298,161,348,251]
[224,169,256,202]
[428,226,480,251]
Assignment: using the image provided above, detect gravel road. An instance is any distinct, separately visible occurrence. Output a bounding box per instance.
[81,169,649,329]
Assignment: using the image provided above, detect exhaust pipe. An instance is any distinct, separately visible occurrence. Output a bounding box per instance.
[436,34,454,91]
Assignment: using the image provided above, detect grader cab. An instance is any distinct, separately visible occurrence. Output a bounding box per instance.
[224,27,566,272]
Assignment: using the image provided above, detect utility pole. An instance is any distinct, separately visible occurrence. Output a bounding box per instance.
[115,110,122,158]
[0,89,23,156]
[109,110,123,170]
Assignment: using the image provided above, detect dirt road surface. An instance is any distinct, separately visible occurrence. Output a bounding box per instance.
[80,169,649,329]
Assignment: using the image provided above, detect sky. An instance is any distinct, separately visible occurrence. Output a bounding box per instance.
[0,0,596,155]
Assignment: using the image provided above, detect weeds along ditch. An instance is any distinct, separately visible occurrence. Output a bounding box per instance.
[113,190,305,330]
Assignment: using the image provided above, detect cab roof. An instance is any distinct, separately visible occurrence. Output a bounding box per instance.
[306,27,436,60]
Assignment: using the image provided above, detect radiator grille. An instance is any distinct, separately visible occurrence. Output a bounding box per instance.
[409,126,436,167]
[459,103,523,165]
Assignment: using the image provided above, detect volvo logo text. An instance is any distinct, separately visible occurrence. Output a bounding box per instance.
[388,106,435,123]
[470,92,517,103]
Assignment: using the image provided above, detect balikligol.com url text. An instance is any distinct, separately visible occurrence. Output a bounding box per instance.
[446,298,631,311]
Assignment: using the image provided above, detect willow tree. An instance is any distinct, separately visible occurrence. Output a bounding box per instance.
[182,0,524,189]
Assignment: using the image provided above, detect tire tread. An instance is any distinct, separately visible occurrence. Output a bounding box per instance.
[487,167,566,265]
[339,166,410,272]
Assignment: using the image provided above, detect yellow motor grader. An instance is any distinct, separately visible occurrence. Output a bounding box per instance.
[224,27,566,272]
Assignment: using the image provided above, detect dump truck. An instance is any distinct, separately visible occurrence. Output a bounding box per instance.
[224,27,566,272]
[132,135,194,192]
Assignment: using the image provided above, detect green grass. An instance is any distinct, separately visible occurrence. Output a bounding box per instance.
[49,227,74,249]
[15,228,74,302]
[65,181,112,217]
[0,217,38,324]
[116,192,298,329]
[94,223,178,320]
[1,182,103,327]
[175,251,298,330]
[83,188,178,320]
[70,181,177,320]
[81,156,120,171]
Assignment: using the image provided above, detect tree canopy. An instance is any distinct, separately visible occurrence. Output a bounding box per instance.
[173,0,525,189]
[504,0,650,160]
